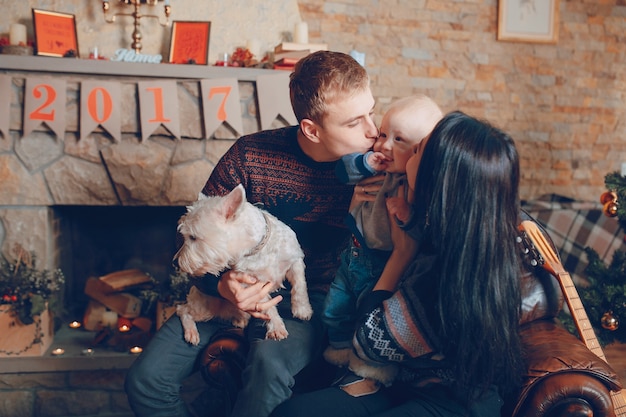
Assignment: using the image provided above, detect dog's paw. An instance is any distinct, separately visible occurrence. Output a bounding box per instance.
[292,303,313,321]
[266,328,289,340]
[265,320,289,340]
[184,328,201,345]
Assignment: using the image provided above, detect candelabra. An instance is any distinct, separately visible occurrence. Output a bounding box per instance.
[102,0,172,53]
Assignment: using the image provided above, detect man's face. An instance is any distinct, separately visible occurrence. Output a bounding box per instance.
[314,88,378,161]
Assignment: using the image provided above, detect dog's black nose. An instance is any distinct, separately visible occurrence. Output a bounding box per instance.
[172,258,179,269]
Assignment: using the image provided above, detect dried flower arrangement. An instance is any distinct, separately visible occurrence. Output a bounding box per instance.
[0,245,65,325]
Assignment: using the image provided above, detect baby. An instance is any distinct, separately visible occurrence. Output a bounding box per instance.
[323,94,443,395]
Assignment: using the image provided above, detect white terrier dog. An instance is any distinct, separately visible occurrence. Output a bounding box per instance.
[173,184,312,344]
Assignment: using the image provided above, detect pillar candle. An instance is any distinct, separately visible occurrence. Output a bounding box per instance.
[246,39,261,58]
[294,22,308,44]
[9,23,27,46]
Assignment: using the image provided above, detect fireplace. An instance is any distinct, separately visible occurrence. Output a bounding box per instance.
[53,205,186,319]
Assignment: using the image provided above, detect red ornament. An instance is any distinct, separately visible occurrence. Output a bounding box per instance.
[603,200,619,217]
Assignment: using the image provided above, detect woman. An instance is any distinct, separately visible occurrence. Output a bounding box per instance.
[271,111,523,417]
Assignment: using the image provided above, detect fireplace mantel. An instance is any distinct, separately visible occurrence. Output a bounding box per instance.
[0,54,276,81]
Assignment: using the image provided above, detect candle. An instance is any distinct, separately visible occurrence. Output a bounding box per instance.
[294,22,308,44]
[69,321,81,329]
[246,39,261,58]
[51,348,65,356]
[82,348,94,356]
[129,346,143,354]
[101,311,117,328]
[119,324,131,332]
[9,23,27,46]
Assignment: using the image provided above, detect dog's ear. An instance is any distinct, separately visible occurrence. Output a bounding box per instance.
[222,184,246,221]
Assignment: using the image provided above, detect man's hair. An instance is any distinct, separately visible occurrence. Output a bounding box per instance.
[289,51,369,125]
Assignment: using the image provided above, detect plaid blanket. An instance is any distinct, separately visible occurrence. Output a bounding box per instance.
[522,194,625,285]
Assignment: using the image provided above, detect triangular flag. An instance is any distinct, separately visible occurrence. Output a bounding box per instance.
[257,73,296,129]
[138,80,180,141]
[23,77,67,139]
[200,78,243,138]
[80,80,122,142]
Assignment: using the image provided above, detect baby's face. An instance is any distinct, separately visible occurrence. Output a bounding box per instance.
[374,107,427,174]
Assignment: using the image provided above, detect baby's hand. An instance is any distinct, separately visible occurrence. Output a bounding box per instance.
[386,197,411,224]
[366,151,388,171]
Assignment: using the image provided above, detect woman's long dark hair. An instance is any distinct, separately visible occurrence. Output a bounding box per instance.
[412,111,523,402]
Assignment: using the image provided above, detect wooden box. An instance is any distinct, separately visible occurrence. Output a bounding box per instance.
[0,305,53,357]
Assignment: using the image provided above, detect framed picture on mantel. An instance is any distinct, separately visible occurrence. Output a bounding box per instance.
[497,0,559,44]
[32,8,79,58]
[168,21,211,65]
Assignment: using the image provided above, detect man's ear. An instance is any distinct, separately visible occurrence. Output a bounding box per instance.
[300,118,322,144]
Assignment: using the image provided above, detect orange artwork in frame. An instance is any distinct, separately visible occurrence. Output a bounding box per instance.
[32,8,79,58]
[168,21,211,65]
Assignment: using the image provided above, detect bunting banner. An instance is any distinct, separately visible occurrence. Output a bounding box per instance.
[0,75,10,138]
[138,80,181,141]
[257,73,297,129]
[23,77,67,139]
[80,80,122,142]
[200,78,243,138]
[4,74,294,142]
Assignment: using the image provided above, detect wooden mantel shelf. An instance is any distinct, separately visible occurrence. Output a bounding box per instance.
[0,54,278,81]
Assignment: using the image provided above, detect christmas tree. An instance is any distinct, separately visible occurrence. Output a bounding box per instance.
[559,172,626,346]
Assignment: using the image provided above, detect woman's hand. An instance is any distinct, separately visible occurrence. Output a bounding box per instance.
[349,174,385,211]
[217,270,282,319]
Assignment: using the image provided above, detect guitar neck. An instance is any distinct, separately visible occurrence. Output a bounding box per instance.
[556,271,606,361]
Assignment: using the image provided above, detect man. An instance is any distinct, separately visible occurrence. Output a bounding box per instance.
[125,50,379,417]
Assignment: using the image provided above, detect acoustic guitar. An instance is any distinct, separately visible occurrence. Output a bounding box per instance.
[519,220,626,417]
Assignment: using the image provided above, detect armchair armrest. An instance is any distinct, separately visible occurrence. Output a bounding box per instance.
[511,320,622,417]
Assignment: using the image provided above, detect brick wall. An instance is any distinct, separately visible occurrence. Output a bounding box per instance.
[298,0,626,201]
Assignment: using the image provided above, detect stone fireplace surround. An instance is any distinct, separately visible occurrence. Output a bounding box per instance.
[0,55,289,317]
[0,55,287,416]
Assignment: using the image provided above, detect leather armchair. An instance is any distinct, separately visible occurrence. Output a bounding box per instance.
[199,215,623,417]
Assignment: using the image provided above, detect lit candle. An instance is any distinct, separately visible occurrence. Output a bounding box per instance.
[129,346,143,354]
[294,22,308,44]
[51,348,65,356]
[82,348,94,356]
[119,324,131,332]
[69,321,81,329]
[9,23,27,46]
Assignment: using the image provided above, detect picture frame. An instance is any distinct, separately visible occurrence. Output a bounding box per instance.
[168,21,211,65]
[497,0,559,44]
[32,9,79,58]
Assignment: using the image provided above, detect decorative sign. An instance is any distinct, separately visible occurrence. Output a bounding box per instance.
[32,9,79,58]
[23,77,67,138]
[5,75,293,141]
[80,80,122,142]
[169,21,211,65]
[110,49,163,64]
[200,78,243,138]
[0,75,10,138]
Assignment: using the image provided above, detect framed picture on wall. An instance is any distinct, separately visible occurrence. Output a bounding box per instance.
[32,9,79,57]
[497,0,559,44]
[168,21,211,65]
